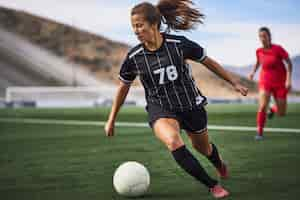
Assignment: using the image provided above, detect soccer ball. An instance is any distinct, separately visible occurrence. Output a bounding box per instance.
[113,161,150,197]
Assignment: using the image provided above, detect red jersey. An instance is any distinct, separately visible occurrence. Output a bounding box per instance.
[256,44,289,86]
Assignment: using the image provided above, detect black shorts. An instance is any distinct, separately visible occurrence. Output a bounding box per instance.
[146,103,208,134]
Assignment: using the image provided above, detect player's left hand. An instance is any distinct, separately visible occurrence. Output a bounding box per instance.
[234,83,248,96]
[105,120,115,137]
[285,80,292,91]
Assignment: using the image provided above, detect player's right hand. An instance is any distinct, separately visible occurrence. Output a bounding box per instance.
[248,73,254,80]
[234,83,248,96]
[105,121,115,137]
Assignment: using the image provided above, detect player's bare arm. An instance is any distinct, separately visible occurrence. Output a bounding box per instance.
[249,60,260,80]
[285,57,293,91]
[105,81,131,137]
[202,57,248,96]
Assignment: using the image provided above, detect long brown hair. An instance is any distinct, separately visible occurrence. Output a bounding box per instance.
[131,0,205,32]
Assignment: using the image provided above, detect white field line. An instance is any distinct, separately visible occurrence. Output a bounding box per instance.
[0,118,300,133]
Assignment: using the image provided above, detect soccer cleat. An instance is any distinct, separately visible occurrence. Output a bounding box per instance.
[210,185,230,199]
[255,135,264,140]
[267,109,275,119]
[217,162,229,179]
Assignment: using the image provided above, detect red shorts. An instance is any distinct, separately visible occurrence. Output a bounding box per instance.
[259,84,288,99]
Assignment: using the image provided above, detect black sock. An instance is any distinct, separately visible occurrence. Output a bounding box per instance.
[172,145,218,188]
[207,143,223,169]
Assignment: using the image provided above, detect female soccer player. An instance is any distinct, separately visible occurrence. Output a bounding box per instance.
[105,1,248,198]
[249,27,293,140]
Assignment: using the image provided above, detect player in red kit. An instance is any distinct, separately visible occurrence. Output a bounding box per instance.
[249,27,293,140]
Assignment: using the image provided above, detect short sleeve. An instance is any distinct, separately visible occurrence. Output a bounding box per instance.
[118,54,137,84]
[278,45,289,60]
[256,49,260,63]
[182,36,207,62]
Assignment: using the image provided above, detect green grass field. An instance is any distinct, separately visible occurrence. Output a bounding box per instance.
[0,104,300,200]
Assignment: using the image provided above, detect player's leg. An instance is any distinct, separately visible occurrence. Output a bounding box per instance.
[179,106,226,176]
[152,118,219,189]
[152,118,184,151]
[269,86,288,117]
[273,98,287,116]
[187,131,228,178]
[187,129,211,156]
[256,88,271,139]
[186,130,228,179]
[178,106,229,198]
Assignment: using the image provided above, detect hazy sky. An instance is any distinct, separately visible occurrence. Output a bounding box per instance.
[1,0,299,67]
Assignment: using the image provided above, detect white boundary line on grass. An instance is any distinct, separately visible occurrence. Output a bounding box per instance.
[0,118,300,133]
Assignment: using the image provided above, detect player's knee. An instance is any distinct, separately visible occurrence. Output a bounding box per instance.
[258,105,268,112]
[201,148,211,156]
[191,143,201,152]
[192,143,210,156]
[165,137,184,151]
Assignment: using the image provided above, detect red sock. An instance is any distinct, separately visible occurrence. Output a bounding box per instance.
[270,105,278,113]
[257,111,266,136]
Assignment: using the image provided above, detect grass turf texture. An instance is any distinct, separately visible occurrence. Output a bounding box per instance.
[0,104,300,200]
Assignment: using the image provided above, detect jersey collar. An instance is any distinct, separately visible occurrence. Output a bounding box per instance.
[142,32,166,53]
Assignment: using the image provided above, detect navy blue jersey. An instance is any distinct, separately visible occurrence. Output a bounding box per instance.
[119,33,207,111]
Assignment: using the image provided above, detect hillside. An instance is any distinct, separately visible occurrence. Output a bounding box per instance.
[0,7,257,98]
[0,7,129,82]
